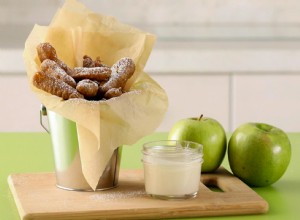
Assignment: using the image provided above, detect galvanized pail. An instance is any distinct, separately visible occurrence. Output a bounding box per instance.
[40,105,122,191]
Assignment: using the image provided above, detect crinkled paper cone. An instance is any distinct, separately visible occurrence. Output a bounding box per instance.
[23,0,168,190]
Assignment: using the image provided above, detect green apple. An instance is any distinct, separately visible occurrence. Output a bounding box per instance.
[168,115,227,172]
[228,122,291,187]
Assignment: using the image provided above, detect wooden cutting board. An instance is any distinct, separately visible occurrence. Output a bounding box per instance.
[8,168,268,220]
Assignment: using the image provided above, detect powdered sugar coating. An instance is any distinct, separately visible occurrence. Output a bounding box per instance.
[76,79,99,98]
[33,71,83,100]
[89,189,146,201]
[41,59,76,88]
[72,67,111,81]
[35,42,137,101]
[36,42,74,76]
[104,87,123,99]
[36,42,57,62]
[101,57,135,92]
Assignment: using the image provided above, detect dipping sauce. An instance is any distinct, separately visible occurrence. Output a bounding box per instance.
[142,140,203,200]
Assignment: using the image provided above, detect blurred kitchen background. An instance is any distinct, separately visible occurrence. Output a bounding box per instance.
[1,0,300,132]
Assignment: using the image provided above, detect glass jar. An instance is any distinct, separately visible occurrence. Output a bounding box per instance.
[142,140,203,200]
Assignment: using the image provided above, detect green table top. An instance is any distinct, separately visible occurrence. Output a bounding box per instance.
[0,132,299,220]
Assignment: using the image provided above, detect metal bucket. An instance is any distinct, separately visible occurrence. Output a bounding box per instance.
[40,105,122,191]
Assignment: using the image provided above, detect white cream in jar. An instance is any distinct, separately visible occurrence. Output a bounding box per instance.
[142,140,203,200]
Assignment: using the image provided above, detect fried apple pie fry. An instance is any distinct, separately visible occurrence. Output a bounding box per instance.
[36,42,57,61]
[76,79,99,98]
[72,67,111,81]
[36,42,74,76]
[33,71,83,100]
[82,55,94,68]
[94,57,108,67]
[41,59,76,88]
[104,87,123,99]
[35,43,137,101]
[101,57,135,93]
[83,55,108,68]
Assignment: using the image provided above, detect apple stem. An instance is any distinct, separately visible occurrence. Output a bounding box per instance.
[198,114,203,121]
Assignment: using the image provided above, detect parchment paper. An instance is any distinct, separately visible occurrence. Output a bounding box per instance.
[23,0,168,190]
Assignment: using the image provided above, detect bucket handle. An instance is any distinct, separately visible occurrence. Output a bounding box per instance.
[40,104,50,133]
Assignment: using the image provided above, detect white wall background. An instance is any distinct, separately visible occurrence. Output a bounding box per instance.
[1,0,300,25]
[1,0,300,132]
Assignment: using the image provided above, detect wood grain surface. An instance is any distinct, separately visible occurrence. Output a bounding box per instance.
[8,168,268,220]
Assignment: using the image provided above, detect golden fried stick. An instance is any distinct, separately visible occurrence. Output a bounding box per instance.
[41,59,76,88]
[33,71,84,100]
[94,57,108,67]
[36,42,74,76]
[83,55,108,68]
[104,87,123,99]
[36,42,57,61]
[72,67,111,81]
[101,57,135,93]
[76,79,99,98]
[83,55,94,67]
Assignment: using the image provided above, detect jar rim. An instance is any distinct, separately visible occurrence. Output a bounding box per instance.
[143,140,203,158]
